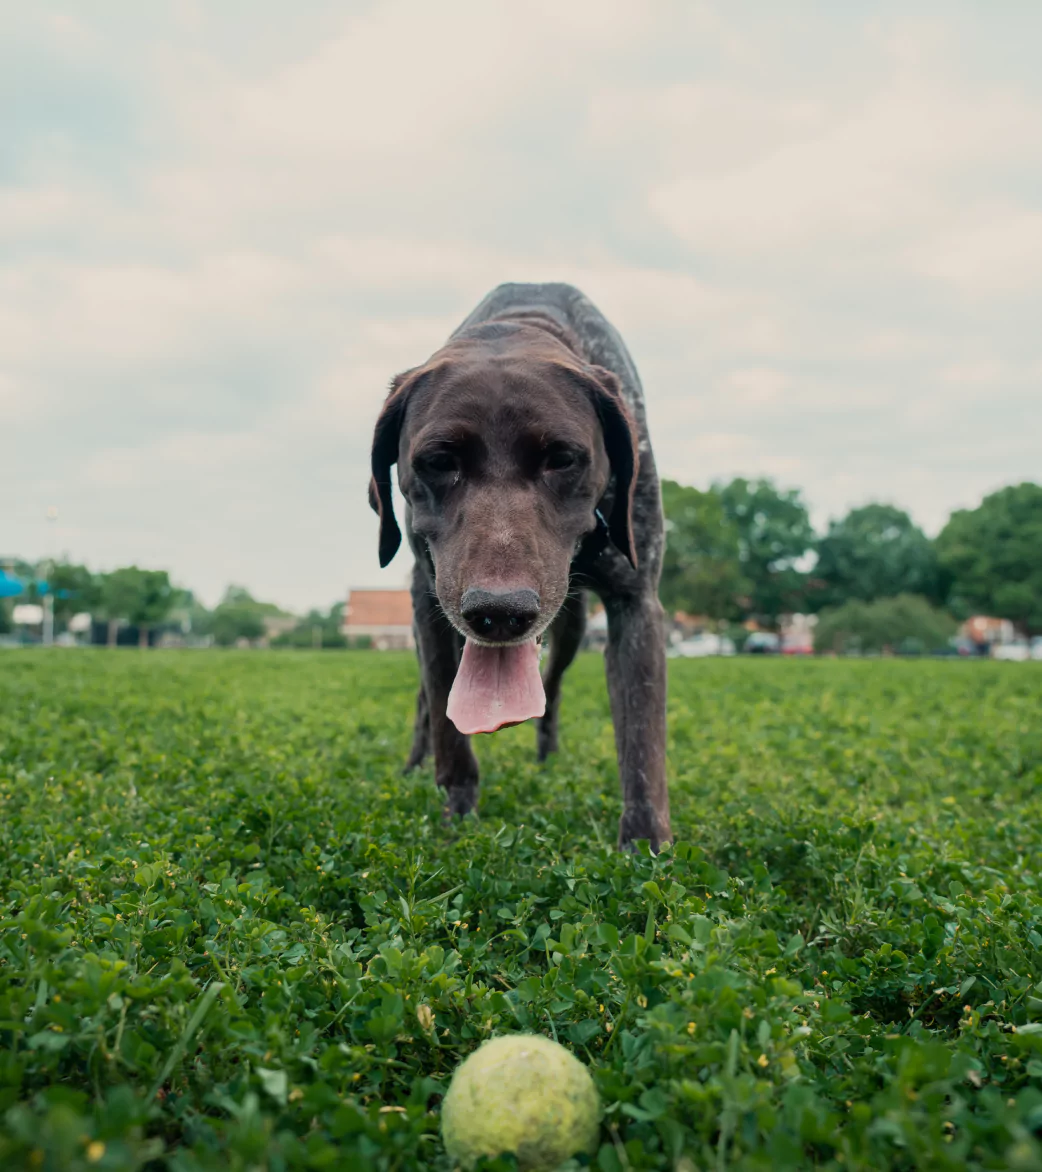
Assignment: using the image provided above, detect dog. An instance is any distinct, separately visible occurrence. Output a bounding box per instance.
[369,282,671,850]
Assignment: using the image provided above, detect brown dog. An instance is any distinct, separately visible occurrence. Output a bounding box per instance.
[369,283,671,850]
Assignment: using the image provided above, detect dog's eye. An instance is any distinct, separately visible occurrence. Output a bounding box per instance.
[543,446,579,473]
[417,452,459,477]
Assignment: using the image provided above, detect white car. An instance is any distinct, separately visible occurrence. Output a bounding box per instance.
[992,642,1030,661]
[669,633,736,658]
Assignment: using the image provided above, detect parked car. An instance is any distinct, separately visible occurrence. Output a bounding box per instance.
[669,633,736,659]
[954,637,985,657]
[744,632,781,655]
[993,642,1030,661]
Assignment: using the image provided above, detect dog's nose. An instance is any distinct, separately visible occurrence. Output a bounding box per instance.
[460,587,540,642]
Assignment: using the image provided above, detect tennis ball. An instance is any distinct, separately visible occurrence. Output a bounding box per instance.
[441,1034,601,1171]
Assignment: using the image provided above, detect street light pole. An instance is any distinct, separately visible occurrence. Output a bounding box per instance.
[42,505,58,647]
[42,593,53,646]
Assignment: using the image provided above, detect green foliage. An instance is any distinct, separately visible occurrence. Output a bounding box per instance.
[219,586,284,616]
[659,477,814,624]
[210,604,266,647]
[937,482,1042,633]
[811,505,940,611]
[210,587,287,647]
[271,606,347,650]
[814,594,957,655]
[99,568,175,644]
[1,654,1041,1169]
[8,558,35,578]
[660,480,750,620]
[166,590,214,640]
[47,563,101,623]
[718,478,815,626]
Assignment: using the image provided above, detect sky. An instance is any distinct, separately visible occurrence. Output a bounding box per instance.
[4,2,1041,612]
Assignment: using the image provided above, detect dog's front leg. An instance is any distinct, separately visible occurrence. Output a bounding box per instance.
[603,591,672,851]
[411,571,480,818]
[536,589,586,762]
[403,680,430,772]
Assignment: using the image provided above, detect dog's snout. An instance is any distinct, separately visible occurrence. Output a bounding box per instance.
[460,587,540,642]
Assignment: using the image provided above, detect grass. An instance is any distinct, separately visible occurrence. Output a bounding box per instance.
[1,650,1041,1171]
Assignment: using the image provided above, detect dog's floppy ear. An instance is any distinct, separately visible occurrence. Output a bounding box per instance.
[586,364,640,569]
[369,370,415,568]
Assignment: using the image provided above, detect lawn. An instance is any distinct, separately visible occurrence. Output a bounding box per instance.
[1,651,1041,1171]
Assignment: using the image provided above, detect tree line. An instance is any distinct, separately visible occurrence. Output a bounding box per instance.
[3,479,1039,651]
[0,563,177,647]
[0,567,347,649]
[660,478,1042,649]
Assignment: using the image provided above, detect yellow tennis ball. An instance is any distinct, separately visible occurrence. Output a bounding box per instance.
[441,1034,601,1171]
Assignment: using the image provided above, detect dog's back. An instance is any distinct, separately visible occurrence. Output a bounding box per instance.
[453,283,651,450]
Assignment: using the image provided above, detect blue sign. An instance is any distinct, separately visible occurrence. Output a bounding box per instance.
[0,570,24,599]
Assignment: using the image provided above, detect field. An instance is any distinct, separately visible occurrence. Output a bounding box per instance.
[1,651,1041,1171]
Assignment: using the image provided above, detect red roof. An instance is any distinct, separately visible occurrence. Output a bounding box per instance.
[345,589,413,628]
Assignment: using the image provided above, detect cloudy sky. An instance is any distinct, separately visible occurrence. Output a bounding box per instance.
[5,2,1040,611]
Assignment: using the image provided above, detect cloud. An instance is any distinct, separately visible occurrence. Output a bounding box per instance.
[650,70,1042,282]
[724,368,790,407]
[916,207,1042,297]
[4,3,1041,609]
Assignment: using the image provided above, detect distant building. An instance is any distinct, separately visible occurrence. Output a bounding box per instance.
[670,611,712,641]
[961,615,1015,648]
[342,589,414,650]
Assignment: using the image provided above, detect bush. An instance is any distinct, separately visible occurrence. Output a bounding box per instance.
[814,593,956,655]
[721,622,751,652]
[270,608,348,649]
[210,603,266,646]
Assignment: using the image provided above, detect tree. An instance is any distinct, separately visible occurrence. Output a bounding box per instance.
[99,567,175,647]
[95,575,126,647]
[209,587,285,647]
[659,480,749,620]
[166,588,211,638]
[47,562,101,626]
[717,477,815,626]
[814,594,956,655]
[810,504,939,610]
[0,563,24,634]
[271,604,347,649]
[211,604,266,646]
[936,482,1042,633]
[218,585,285,617]
[123,568,174,649]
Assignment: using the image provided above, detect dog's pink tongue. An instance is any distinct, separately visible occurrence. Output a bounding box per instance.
[447,639,545,735]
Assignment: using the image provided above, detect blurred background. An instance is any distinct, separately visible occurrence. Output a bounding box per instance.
[3,2,1040,656]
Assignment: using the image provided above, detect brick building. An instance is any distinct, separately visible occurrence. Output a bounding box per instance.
[342,589,414,650]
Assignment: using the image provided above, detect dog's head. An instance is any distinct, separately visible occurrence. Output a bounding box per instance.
[368,324,639,645]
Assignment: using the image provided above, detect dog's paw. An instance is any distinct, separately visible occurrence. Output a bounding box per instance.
[535,719,558,763]
[439,780,478,821]
[402,748,428,774]
[617,804,672,854]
